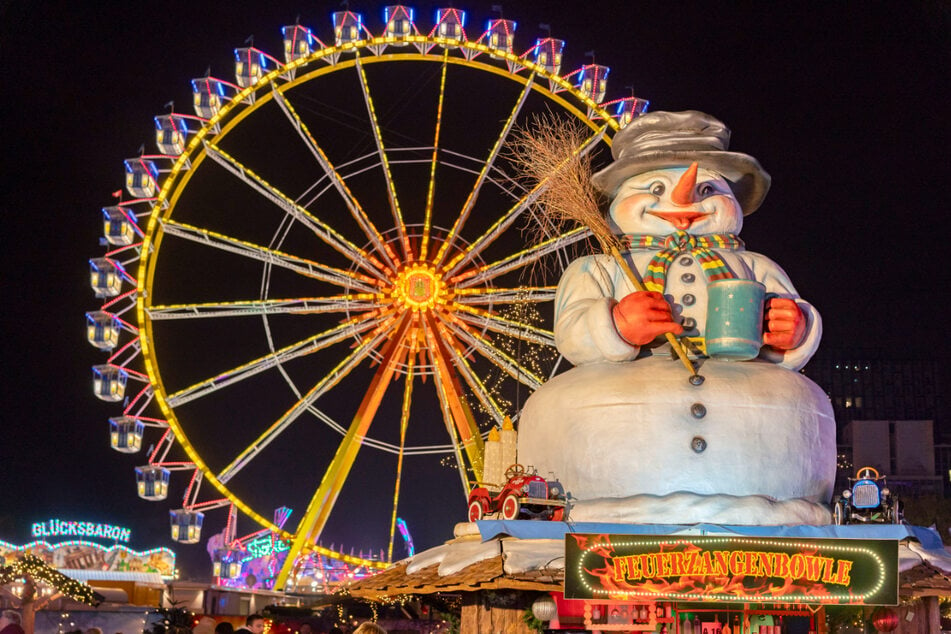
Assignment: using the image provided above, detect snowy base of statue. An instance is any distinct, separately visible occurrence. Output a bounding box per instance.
[518,356,836,526]
[568,491,830,525]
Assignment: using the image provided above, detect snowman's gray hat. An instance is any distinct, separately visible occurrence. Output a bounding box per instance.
[591,110,771,214]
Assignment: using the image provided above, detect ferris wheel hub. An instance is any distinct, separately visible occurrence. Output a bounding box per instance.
[391,262,447,311]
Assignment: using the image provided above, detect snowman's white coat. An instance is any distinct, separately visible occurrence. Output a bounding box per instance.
[553,251,821,370]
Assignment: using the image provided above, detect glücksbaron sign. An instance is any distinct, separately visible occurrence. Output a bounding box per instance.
[31,519,131,543]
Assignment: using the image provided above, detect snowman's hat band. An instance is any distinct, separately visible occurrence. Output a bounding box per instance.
[591,110,771,215]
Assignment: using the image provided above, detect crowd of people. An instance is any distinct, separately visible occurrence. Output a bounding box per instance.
[239,615,385,634]
[0,610,387,634]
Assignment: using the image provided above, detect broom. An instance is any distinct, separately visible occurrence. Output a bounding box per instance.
[510,114,698,379]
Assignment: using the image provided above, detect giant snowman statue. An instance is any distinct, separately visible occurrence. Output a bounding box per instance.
[518,111,836,525]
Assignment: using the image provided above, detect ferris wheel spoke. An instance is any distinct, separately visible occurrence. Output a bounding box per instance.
[454,285,557,305]
[202,141,391,280]
[419,51,451,261]
[453,305,555,347]
[216,313,403,485]
[270,88,401,271]
[166,314,386,408]
[274,314,414,589]
[430,318,508,425]
[434,73,536,268]
[424,314,484,489]
[387,344,415,562]
[443,123,609,277]
[160,219,380,293]
[147,295,378,320]
[443,350,508,428]
[437,313,544,389]
[452,226,590,288]
[355,55,411,260]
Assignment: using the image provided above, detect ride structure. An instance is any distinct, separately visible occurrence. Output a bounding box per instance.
[84,4,648,591]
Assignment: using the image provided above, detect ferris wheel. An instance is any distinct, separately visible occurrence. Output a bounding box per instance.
[85,5,647,590]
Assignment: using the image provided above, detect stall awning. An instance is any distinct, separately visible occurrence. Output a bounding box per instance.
[60,569,165,584]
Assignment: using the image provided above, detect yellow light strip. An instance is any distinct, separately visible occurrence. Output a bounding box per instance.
[160,218,380,292]
[454,286,557,307]
[387,332,416,563]
[147,294,377,319]
[270,89,400,272]
[167,313,383,407]
[452,225,589,287]
[202,141,390,278]
[420,50,450,261]
[217,311,399,484]
[442,124,609,277]
[354,54,412,261]
[452,303,555,347]
[433,72,536,268]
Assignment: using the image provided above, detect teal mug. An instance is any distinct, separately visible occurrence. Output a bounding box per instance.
[704,279,766,360]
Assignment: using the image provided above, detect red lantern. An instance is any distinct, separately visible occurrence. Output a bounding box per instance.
[870,606,899,632]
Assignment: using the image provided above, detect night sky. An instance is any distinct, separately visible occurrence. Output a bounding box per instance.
[2,2,949,580]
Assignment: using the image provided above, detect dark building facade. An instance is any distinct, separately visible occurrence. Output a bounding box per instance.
[803,349,940,429]
[803,349,946,496]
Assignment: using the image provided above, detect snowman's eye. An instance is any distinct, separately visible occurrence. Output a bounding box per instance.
[697,183,716,198]
[649,181,665,196]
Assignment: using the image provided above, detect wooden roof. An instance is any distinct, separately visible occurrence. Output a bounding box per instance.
[345,555,562,600]
[900,561,951,597]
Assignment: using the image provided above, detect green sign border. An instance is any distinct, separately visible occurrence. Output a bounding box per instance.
[564,534,898,605]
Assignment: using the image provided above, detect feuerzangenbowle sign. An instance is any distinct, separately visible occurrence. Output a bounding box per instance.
[565,534,898,605]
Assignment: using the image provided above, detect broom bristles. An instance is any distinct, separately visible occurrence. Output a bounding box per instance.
[509,114,619,254]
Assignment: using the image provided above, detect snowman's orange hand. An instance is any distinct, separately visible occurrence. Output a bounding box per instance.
[763,297,806,350]
[612,291,684,346]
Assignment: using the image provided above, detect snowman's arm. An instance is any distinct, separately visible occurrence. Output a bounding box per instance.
[554,255,640,365]
[741,251,822,371]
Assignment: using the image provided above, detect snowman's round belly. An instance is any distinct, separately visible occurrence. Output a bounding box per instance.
[518,357,836,508]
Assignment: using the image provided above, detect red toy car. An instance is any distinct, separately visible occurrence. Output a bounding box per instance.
[467,464,567,521]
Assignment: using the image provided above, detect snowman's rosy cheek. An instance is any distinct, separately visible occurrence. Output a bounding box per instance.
[614,195,648,219]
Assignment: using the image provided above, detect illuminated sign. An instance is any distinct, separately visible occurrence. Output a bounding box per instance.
[31,519,131,543]
[565,534,898,605]
[243,535,290,560]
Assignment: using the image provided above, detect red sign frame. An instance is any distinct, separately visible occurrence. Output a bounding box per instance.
[564,534,898,605]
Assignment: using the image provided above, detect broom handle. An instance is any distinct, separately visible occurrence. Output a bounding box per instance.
[610,246,697,377]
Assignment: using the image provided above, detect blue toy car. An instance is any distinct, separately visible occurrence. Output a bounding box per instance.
[833,466,904,525]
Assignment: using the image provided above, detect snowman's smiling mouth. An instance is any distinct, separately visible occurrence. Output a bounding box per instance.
[646,210,712,230]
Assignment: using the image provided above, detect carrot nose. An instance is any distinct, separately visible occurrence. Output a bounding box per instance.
[671,161,699,205]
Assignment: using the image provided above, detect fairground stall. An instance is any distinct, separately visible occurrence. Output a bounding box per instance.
[1,518,176,634]
[347,520,951,633]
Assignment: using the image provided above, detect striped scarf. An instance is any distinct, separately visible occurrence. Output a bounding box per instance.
[621,231,745,292]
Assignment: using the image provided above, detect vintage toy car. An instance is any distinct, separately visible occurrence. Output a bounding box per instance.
[833,466,904,525]
[467,463,567,521]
